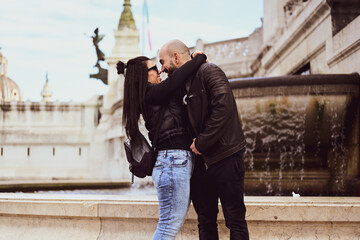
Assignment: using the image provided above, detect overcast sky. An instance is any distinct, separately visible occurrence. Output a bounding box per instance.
[0,0,263,102]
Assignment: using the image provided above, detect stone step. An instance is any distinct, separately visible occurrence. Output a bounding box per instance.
[0,179,131,192]
[0,193,359,239]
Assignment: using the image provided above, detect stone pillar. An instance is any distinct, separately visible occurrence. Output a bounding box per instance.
[195,39,205,52]
[104,0,141,116]
[106,0,140,87]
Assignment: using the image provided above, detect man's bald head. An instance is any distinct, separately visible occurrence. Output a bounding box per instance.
[159,40,192,75]
[162,40,191,59]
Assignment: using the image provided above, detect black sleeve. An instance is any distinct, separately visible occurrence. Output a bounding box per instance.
[145,54,207,105]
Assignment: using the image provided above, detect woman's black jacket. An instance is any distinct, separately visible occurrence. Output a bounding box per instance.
[144,54,207,150]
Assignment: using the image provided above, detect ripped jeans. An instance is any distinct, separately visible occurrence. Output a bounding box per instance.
[152,149,194,240]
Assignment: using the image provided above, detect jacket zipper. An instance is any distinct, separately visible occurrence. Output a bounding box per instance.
[204,162,209,170]
[187,78,208,170]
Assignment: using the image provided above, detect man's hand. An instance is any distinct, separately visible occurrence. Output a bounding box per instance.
[190,138,202,155]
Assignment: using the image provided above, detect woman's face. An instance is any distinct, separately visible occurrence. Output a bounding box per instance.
[146,61,161,84]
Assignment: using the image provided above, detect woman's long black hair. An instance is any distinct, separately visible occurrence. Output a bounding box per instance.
[117,56,150,145]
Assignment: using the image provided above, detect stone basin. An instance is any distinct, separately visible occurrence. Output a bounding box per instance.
[230,73,360,196]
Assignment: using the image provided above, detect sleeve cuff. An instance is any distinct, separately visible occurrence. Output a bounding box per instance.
[195,138,205,154]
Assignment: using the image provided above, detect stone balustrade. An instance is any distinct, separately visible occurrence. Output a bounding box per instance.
[0,193,359,239]
[188,33,262,79]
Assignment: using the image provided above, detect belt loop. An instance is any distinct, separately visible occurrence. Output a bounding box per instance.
[163,150,167,158]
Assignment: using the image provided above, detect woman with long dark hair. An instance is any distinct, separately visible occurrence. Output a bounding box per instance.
[117,52,206,240]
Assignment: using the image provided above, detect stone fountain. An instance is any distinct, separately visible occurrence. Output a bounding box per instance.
[231,73,360,196]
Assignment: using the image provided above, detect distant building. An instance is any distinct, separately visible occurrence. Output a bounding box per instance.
[0,0,140,181]
[0,50,100,180]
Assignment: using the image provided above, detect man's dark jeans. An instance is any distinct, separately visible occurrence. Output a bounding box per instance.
[190,150,249,240]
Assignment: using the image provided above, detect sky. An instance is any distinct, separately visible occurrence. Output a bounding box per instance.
[0,0,263,102]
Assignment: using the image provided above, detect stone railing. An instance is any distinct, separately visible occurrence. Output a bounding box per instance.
[0,193,359,239]
[189,31,262,79]
[192,38,251,63]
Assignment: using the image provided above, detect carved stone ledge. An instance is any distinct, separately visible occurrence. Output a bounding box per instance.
[326,15,360,67]
[262,0,330,71]
[284,0,309,21]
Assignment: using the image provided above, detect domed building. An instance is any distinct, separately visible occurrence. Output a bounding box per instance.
[0,51,22,101]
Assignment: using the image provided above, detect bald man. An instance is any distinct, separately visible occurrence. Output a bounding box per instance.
[159,40,249,240]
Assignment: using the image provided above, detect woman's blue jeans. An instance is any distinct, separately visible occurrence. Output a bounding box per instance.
[152,149,194,240]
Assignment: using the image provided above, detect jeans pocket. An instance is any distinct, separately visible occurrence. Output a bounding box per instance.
[152,165,164,189]
[170,155,189,166]
[154,160,164,168]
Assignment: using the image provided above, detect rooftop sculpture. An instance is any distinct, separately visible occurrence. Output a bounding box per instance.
[89,28,108,85]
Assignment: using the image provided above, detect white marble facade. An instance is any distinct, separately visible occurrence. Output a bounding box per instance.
[253,0,360,76]
[0,97,99,179]
[188,0,360,78]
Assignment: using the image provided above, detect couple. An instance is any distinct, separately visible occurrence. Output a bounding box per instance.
[117,40,249,240]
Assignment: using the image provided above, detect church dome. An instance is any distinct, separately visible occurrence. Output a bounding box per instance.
[0,51,22,101]
[0,75,22,101]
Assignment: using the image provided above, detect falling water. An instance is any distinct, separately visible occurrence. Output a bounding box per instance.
[238,96,308,195]
[232,77,359,196]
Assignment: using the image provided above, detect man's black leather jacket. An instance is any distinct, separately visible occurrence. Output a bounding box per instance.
[185,62,246,167]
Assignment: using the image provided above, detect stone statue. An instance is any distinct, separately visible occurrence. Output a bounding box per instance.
[90,28,108,85]
[92,28,105,64]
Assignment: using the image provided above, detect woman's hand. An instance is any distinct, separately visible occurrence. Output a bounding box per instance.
[192,51,209,63]
[190,138,202,155]
[192,51,204,58]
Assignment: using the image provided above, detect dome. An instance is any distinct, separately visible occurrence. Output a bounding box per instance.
[0,75,22,101]
[0,51,22,101]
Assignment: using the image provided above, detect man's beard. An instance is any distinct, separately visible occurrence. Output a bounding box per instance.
[167,61,178,75]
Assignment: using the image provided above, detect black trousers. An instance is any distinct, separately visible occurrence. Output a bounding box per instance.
[190,151,249,240]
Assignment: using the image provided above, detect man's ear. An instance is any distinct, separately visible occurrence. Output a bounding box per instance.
[173,52,180,65]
